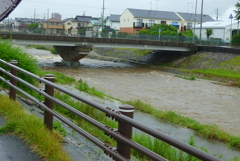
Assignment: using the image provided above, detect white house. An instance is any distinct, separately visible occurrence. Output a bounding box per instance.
[193,21,238,42]
[105,14,120,32]
[120,8,182,34]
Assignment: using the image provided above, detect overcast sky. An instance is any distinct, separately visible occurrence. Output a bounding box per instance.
[8,0,238,21]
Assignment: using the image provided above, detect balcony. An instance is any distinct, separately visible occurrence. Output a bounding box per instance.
[133,22,144,28]
[146,23,156,28]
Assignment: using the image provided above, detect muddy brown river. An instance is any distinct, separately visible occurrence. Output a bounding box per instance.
[28,47,240,137]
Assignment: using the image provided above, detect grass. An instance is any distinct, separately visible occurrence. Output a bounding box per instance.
[75,79,106,98]
[189,69,240,81]
[27,44,58,54]
[0,94,71,161]
[125,100,240,148]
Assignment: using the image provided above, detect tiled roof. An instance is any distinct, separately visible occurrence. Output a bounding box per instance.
[62,18,73,22]
[127,8,181,21]
[45,18,62,22]
[74,16,93,22]
[177,12,215,22]
[108,14,120,22]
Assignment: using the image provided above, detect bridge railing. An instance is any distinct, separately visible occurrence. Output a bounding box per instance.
[0,31,196,44]
[0,59,222,161]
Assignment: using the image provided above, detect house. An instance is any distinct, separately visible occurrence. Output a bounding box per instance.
[86,20,102,37]
[62,18,74,35]
[71,15,96,35]
[42,18,63,35]
[106,14,121,32]
[176,12,215,31]
[193,21,238,42]
[120,8,182,34]
[13,18,44,32]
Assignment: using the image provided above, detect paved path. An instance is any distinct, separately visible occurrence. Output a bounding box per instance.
[0,115,43,161]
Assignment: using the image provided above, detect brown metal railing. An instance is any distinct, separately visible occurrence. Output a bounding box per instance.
[0,59,222,161]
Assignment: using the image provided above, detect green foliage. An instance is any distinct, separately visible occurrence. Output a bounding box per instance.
[53,121,67,137]
[175,75,196,80]
[27,23,39,31]
[205,28,214,40]
[139,24,178,35]
[234,1,240,21]
[0,95,71,160]
[125,99,240,148]
[101,28,108,37]
[0,40,40,92]
[75,79,105,98]
[232,34,240,45]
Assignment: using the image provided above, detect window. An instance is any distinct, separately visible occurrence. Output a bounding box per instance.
[136,19,143,27]
[161,21,166,24]
[50,22,54,25]
[56,22,61,26]
[67,22,71,25]
[187,22,192,29]
[149,20,155,27]
[50,29,54,34]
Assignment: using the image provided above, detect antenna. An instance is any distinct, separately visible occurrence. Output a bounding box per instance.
[215,8,220,21]
[150,0,152,10]
[186,2,193,13]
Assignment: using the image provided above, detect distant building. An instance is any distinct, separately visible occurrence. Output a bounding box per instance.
[43,18,63,35]
[176,12,215,31]
[106,14,120,32]
[193,21,238,42]
[120,8,182,34]
[52,13,61,20]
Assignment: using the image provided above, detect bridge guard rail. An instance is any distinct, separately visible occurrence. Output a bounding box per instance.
[0,59,222,161]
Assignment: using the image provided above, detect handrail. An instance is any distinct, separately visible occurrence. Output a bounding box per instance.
[0,59,222,161]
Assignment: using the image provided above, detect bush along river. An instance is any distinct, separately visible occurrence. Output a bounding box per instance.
[25,46,240,160]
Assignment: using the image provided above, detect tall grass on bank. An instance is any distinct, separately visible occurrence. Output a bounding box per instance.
[27,44,57,54]
[75,79,106,98]
[54,91,117,146]
[189,69,240,81]
[0,95,71,161]
[0,40,40,91]
[125,100,240,148]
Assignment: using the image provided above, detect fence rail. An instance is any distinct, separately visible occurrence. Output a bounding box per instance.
[0,59,222,161]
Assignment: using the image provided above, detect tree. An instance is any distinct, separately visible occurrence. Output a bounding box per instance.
[205,28,214,40]
[234,0,240,34]
[27,23,39,32]
[139,24,178,36]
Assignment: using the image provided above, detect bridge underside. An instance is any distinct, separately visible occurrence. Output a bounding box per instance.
[54,45,92,67]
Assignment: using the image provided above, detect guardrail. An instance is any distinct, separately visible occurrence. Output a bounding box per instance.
[0,59,222,161]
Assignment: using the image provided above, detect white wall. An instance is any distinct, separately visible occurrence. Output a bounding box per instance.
[120,9,134,27]
[106,19,120,30]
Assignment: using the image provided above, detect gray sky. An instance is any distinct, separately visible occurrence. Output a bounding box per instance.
[8,0,238,21]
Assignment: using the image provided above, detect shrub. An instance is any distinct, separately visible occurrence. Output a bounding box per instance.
[231,34,240,45]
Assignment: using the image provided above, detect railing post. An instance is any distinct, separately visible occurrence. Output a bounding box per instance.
[117,105,134,160]
[9,60,18,100]
[44,74,55,130]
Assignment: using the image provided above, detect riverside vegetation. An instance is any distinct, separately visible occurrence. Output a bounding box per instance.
[0,40,240,160]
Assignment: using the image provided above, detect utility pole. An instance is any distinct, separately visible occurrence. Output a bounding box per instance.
[193,0,197,43]
[34,9,36,22]
[102,0,105,31]
[199,0,203,45]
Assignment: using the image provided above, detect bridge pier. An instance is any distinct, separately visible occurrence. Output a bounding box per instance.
[53,45,92,67]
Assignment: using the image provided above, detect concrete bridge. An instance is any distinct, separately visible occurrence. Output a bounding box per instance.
[0,33,197,67]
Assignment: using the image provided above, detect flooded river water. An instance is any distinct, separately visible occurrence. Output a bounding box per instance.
[26,48,240,160]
